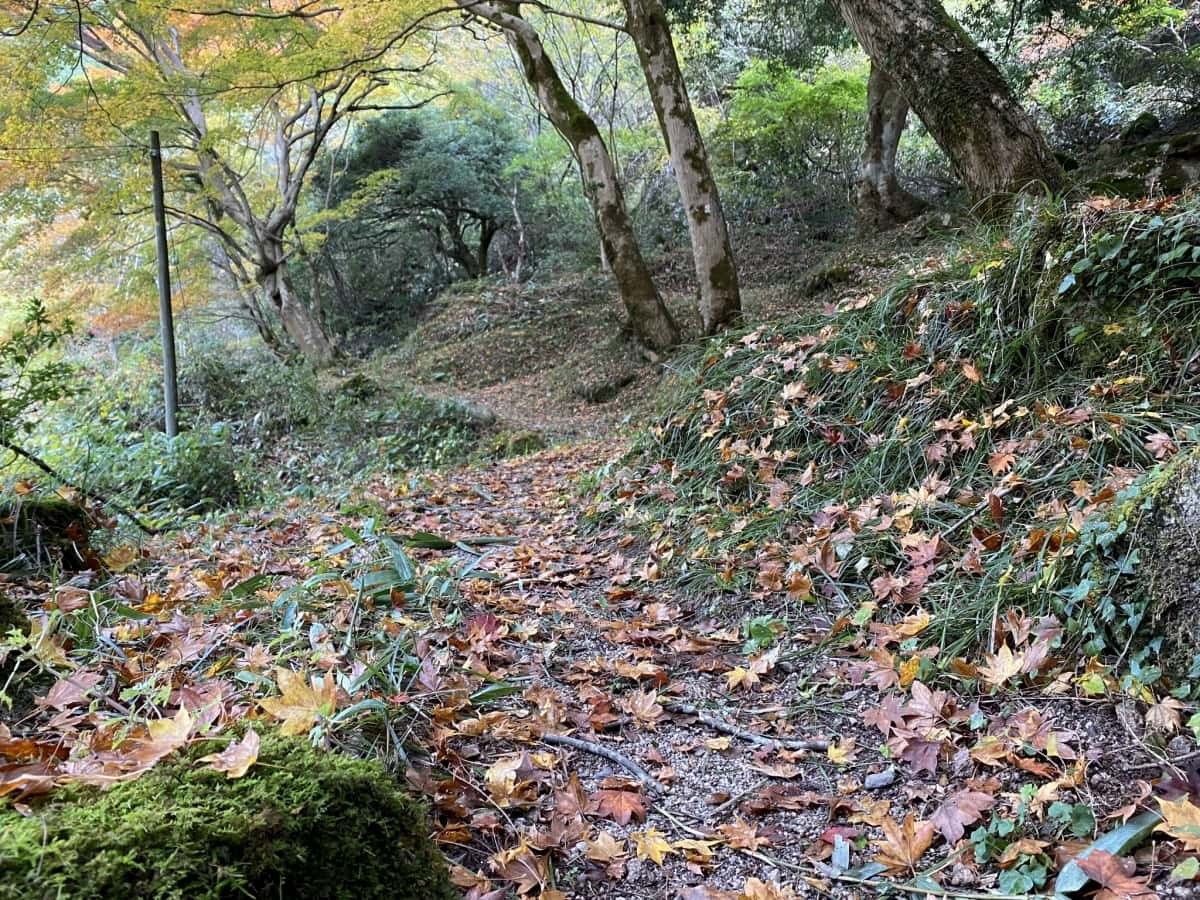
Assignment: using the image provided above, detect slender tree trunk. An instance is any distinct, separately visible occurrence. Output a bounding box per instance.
[858,62,927,229]
[622,0,741,334]
[462,0,680,352]
[832,0,1064,208]
[259,240,338,366]
[478,220,498,276]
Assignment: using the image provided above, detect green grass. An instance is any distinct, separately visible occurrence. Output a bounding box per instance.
[605,194,1200,674]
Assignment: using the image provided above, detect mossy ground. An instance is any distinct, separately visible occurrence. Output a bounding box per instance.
[0,734,456,900]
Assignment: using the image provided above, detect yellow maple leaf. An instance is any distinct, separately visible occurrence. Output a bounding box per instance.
[978,644,1023,689]
[897,656,921,688]
[725,666,759,692]
[827,736,857,766]
[1158,796,1200,852]
[584,830,627,863]
[259,667,338,736]
[631,827,675,865]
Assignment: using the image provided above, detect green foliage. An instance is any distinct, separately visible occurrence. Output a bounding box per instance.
[0,733,456,900]
[716,60,867,206]
[376,390,483,471]
[178,346,323,442]
[0,299,74,443]
[304,103,524,345]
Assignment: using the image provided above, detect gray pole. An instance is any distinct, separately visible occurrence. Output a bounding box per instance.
[150,130,179,438]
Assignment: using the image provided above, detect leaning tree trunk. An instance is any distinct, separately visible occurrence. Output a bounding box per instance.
[462,1,680,353]
[858,62,927,230]
[833,0,1064,208]
[622,0,741,334]
[258,240,338,366]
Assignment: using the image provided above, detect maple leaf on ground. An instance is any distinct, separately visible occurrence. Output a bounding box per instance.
[491,841,548,895]
[125,707,194,769]
[591,788,646,825]
[622,689,664,729]
[199,728,259,779]
[1076,850,1158,900]
[977,644,1023,690]
[584,830,627,863]
[584,830,627,879]
[988,450,1016,475]
[718,817,769,850]
[1158,796,1200,851]
[874,814,936,873]
[930,789,996,843]
[259,667,338,736]
[631,827,675,865]
[726,665,759,692]
[740,878,799,899]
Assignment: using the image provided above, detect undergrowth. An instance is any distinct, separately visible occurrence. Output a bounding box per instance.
[606,193,1200,686]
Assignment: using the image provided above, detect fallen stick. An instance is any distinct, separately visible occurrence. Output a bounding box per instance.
[665,701,829,752]
[541,733,664,796]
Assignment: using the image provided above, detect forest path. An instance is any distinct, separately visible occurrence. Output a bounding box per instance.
[400,441,853,897]
[381,442,1146,899]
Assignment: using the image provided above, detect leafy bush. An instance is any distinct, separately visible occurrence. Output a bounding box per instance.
[120,426,244,512]
[0,733,457,900]
[714,60,867,208]
[177,344,321,442]
[0,298,75,445]
[375,390,483,471]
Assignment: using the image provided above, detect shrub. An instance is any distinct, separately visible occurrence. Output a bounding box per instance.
[714,59,867,209]
[0,733,457,900]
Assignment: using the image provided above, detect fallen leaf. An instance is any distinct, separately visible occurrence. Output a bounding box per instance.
[874,814,936,873]
[1076,850,1158,899]
[259,667,338,736]
[199,728,260,779]
[631,827,675,865]
[931,789,996,843]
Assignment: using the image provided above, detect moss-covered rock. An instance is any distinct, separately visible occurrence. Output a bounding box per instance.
[1132,450,1200,683]
[0,734,457,900]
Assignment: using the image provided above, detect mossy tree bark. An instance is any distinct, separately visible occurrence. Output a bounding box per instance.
[460,1,680,353]
[833,0,1065,209]
[622,0,742,334]
[858,62,926,230]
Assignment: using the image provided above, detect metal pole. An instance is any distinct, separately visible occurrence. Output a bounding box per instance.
[149,130,179,438]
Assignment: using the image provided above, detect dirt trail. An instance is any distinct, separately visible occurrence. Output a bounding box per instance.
[389,443,1155,899]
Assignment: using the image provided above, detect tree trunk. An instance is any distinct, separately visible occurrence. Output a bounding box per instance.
[832,0,1064,208]
[462,1,680,353]
[622,0,741,334]
[478,220,498,277]
[259,241,338,366]
[858,62,927,230]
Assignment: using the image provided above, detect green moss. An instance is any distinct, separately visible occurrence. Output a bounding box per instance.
[0,734,456,900]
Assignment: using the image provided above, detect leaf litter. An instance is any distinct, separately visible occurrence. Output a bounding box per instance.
[1,424,1198,898]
